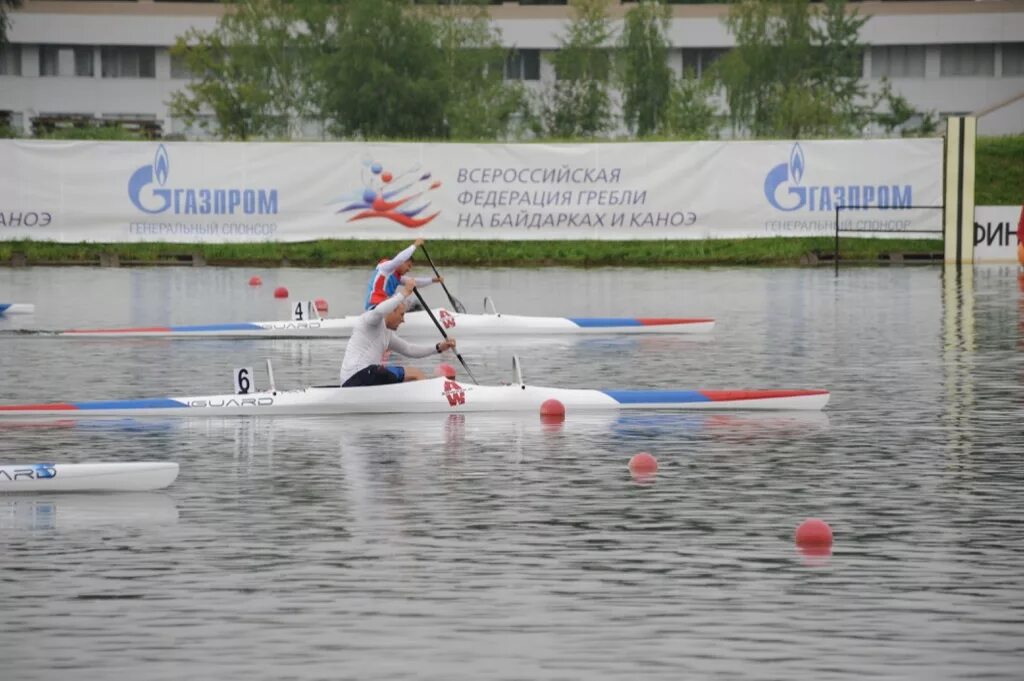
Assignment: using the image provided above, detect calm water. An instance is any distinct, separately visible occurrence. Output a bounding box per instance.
[1,265,1022,681]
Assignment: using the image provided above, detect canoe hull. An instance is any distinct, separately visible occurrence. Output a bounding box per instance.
[0,303,34,315]
[0,462,179,492]
[0,377,829,417]
[58,311,715,338]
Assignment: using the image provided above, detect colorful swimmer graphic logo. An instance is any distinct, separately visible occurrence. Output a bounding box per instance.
[331,156,442,229]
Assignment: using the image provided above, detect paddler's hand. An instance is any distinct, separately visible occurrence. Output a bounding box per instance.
[432,275,443,284]
[414,238,425,248]
[402,279,417,297]
[436,338,456,353]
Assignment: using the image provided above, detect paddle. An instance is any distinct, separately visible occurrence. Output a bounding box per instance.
[412,287,479,385]
[418,244,468,313]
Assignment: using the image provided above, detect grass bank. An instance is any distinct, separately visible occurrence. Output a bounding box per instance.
[0,237,944,268]
[976,135,1024,205]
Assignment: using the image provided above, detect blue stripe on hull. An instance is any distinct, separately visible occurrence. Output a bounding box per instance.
[169,323,265,332]
[568,318,641,328]
[0,304,11,314]
[602,390,710,404]
[72,399,187,410]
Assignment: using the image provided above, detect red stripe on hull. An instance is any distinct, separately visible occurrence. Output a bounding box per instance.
[638,318,714,326]
[0,403,78,411]
[701,390,829,401]
[63,327,172,334]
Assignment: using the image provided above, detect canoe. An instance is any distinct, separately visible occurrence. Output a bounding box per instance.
[0,303,34,315]
[0,462,179,492]
[55,309,715,339]
[0,376,829,417]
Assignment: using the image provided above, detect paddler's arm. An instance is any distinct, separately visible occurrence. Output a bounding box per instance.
[388,334,441,359]
[379,238,422,275]
[402,275,441,288]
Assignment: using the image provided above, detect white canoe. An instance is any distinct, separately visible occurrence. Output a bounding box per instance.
[56,309,714,338]
[0,303,34,315]
[0,376,829,417]
[0,462,179,492]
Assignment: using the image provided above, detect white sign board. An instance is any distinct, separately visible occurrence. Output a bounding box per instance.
[974,205,1023,264]
[0,139,944,243]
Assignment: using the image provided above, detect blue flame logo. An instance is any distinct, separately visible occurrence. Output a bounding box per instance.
[154,145,169,186]
[764,142,807,212]
[128,144,172,213]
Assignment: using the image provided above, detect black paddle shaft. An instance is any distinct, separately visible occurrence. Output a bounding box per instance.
[418,244,467,313]
[411,287,478,385]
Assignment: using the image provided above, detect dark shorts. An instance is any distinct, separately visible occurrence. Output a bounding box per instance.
[342,365,405,387]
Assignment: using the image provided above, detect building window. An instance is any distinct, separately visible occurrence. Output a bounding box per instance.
[75,47,94,77]
[0,45,21,76]
[505,49,540,81]
[681,48,727,78]
[1003,43,1024,77]
[170,52,193,79]
[871,45,925,78]
[39,45,60,76]
[101,47,156,78]
[940,44,995,77]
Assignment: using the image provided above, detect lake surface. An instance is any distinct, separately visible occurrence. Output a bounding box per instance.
[1,264,1022,681]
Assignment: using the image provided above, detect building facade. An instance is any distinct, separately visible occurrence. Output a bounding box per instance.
[1,0,1022,138]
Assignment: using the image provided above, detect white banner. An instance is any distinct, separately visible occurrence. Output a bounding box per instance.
[974,205,1023,264]
[0,138,944,243]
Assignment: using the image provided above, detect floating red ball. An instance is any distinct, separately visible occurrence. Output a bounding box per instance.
[315,298,328,313]
[273,286,289,299]
[628,452,658,475]
[248,276,262,286]
[435,362,456,379]
[539,398,565,421]
[795,518,833,547]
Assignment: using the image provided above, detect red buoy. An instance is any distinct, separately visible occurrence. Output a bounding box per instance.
[315,298,328,314]
[248,276,262,286]
[795,518,833,547]
[435,362,456,379]
[273,286,288,299]
[539,398,565,422]
[628,452,658,475]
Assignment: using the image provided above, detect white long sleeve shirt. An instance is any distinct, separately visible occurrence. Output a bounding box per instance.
[340,289,438,385]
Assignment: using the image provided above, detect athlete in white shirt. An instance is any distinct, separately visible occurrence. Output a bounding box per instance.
[341,279,457,387]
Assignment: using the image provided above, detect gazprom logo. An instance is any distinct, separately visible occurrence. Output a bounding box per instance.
[763,142,912,212]
[128,144,278,215]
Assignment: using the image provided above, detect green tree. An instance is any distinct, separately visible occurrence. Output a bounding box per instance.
[323,0,447,139]
[426,0,529,140]
[534,0,615,138]
[168,0,331,140]
[663,70,720,139]
[1,0,21,47]
[717,0,915,138]
[618,0,672,137]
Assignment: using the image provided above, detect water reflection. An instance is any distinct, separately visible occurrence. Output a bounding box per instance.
[941,266,976,460]
[1,492,178,531]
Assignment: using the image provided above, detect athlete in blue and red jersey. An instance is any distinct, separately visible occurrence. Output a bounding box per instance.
[364,238,442,310]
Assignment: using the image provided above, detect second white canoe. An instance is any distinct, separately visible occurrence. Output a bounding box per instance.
[56,310,715,338]
[0,462,180,492]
